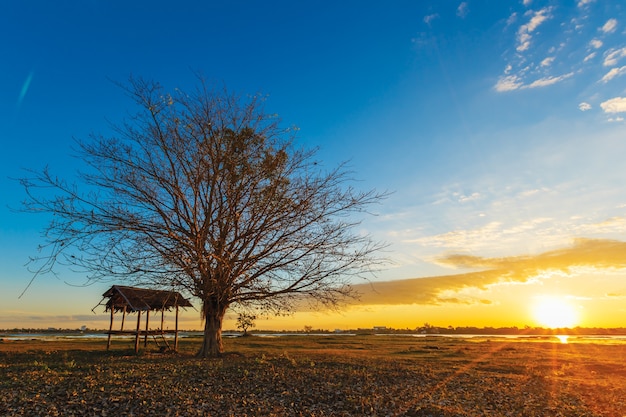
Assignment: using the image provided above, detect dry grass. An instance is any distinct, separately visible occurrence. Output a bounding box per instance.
[1,335,625,416]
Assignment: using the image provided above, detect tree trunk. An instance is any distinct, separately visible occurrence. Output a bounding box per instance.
[197,299,227,358]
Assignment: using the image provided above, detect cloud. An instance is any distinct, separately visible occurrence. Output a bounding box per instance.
[604,47,626,66]
[600,66,626,83]
[577,0,594,7]
[424,14,439,25]
[526,72,574,88]
[506,13,518,27]
[495,72,573,91]
[17,71,34,108]
[457,2,468,18]
[589,39,603,49]
[457,192,481,203]
[584,52,596,63]
[600,97,626,113]
[601,18,618,34]
[579,102,592,111]
[409,221,503,249]
[351,239,626,306]
[541,56,555,67]
[495,75,523,92]
[516,7,553,52]
[523,0,532,6]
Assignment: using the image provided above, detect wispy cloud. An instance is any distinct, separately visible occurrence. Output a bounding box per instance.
[589,39,603,49]
[410,221,503,249]
[604,47,626,66]
[600,65,626,83]
[495,72,573,91]
[495,75,523,92]
[526,72,574,88]
[601,18,618,34]
[579,102,592,111]
[584,51,596,62]
[457,2,468,19]
[424,14,439,25]
[516,7,553,52]
[17,71,34,108]
[352,239,626,306]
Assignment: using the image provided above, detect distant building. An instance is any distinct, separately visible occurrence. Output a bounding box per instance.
[373,326,387,331]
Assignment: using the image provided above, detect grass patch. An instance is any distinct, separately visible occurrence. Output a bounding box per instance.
[0,335,624,415]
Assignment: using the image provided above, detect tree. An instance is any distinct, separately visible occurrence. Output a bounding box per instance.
[20,77,387,357]
[236,312,257,336]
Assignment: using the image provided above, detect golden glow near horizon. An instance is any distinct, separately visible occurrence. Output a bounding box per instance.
[3,239,626,331]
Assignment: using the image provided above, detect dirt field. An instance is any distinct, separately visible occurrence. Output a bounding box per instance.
[1,335,625,416]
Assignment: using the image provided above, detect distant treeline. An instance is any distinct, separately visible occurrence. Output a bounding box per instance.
[391,325,626,336]
[3,326,626,335]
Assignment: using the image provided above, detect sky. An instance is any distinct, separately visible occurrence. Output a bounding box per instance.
[2,0,626,332]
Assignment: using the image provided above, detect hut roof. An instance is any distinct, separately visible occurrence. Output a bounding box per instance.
[100,285,193,313]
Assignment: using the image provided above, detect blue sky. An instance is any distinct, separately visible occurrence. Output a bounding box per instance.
[2,1,626,330]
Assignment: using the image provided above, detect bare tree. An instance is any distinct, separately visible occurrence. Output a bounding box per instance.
[20,77,387,357]
[236,311,257,336]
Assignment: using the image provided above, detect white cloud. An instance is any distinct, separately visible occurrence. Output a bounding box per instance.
[412,221,503,249]
[579,102,592,111]
[457,2,468,18]
[523,0,532,6]
[608,116,625,122]
[600,97,626,113]
[527,7,552,31]
[577,0,595,8]
[590,39,603,49]
[604,47,626,66]
[601,18,618,34]
[517,37,531,52]
[584,52,596,63]
[457,192,481,203]
[541,57,555,67]
[600,66,626,83]
[516,8,553,52]
[506,13,518,27]
[424,14,439,25]
[495,75,523,92]
[495,72,573,92]
[526,72,574,88]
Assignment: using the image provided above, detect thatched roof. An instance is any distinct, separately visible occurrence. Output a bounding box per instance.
[100,285,193,313]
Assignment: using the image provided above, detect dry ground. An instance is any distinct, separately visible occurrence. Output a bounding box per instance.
[1,335,625,416]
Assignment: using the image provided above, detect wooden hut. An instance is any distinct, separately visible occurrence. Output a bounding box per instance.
[95,285,193,353]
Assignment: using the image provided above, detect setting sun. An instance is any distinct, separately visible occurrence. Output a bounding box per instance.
[532,296,579,328]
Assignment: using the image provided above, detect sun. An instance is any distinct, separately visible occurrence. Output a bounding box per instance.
[532,295,579,328]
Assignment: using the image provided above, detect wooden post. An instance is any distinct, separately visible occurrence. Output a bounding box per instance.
[120,305,127,331]
[106,307,114,351]
[134,310,141,353]
[174,305,180,351]
[161,309,165,334]
[144,309,150,347]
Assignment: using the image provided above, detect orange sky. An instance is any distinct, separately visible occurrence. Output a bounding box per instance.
[4,238,626,331]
